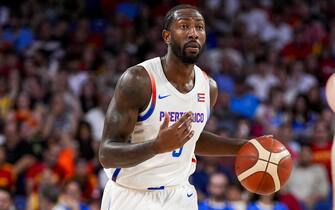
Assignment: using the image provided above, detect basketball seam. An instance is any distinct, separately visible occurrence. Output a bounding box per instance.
[276,155,292,170]
[255,138,274,194]
[238,155,270,163]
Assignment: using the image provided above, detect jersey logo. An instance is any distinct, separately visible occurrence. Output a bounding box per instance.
[158,94,170,99]
[197,93,205,102]
[187,193,193,197]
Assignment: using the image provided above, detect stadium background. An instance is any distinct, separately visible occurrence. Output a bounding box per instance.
[0,0,334,209]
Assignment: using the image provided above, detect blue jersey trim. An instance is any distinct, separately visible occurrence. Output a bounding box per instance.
[138,103,155,121]
[112,168,121,181]
[138,71,156,122]
[147,186,165,190]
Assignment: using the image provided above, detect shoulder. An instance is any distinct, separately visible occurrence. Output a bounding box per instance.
[198,69,218,108]
[208,76,218,91]
[208,76,218,108]
[115,65,151,111]
[119,65,150,87]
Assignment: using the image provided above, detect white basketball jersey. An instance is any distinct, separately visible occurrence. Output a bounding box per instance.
[104,57,210,190]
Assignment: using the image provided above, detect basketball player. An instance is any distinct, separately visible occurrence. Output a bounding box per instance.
[99,4,266,210]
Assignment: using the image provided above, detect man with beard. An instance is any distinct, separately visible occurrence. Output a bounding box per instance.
[99,4,265,210]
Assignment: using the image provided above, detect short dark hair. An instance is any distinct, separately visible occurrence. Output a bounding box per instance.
[40,185,60,204]
[163,4,202,31]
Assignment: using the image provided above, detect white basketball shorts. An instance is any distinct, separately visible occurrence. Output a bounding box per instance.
[101,180,198,210]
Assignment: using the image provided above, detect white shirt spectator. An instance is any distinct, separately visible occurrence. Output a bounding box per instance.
[68,72,89,97]
[247,73,279,101]
[286,164,329,201]
[84,107,105,141]
[239,8,269,35]
[260,21,293,50]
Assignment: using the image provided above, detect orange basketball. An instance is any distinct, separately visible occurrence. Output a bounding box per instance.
[326,74,335,112]
[235,136,292,195]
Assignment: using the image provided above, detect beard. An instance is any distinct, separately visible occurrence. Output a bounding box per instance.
[170,39,202,64]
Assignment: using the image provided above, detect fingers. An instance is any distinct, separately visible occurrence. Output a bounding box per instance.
[179,119,191,135]
[182,130,194,142]
[173,111,193,129]
[160,112,170,129]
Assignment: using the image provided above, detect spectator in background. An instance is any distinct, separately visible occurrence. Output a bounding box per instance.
[198,173,234,210]
[7,92,42,139]
[226,184,247,210]
[75,121,95,161]
[1,15,34,52]
[39,185,63,210]
[234,118,251,139]
[79,79,98,113]
[285,145,329,210]
[191,157,234,201]
[0,145,14,192]
[42,93,79,138]
[25,142,66,210]
[309,120,332,182]
[237,0,269,36]
[290,94,316,138]
[212,49,242,96]
[276,123,300,161]
[212,91,236,134]
[84,91,112,141]
[247,193,288,210]
[74,120,101,175]
[255,87,289,135]
[280,27,313,63]
[284,61,317,105]
[0,79,12,118]
[246,56,279,102]
[58,179,89,210]
[70,158,98,202]
[3,121,35,194]
[230,77,260,119]
[259,11,293,51]
[306,86,323,115]
[0,188,15,210]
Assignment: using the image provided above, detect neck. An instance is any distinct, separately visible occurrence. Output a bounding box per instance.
[163,51,195,84]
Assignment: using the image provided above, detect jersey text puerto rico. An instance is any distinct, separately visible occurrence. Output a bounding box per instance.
[159,111,205,123]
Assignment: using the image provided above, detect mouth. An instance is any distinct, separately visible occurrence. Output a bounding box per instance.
[184,41,200,49]
[184,42,201,53]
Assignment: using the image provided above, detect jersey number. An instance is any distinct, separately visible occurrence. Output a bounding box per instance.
[172,146,183,157]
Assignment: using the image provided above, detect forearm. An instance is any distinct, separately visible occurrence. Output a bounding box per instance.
[195,131,247,156]
[99,139,157,168]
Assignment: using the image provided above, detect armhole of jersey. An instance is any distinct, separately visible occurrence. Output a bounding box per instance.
[137,69,156,122]
[201,70,211,121]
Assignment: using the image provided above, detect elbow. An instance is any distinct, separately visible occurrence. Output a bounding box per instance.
[99,148,108,168]
[99,146,117,169]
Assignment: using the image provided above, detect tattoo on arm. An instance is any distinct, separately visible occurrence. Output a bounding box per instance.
[99,66,157,168]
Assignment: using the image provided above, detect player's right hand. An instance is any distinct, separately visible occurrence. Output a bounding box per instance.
[153,111,194,154]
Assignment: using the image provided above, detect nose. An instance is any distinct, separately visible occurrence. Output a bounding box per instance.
[188,27,198,40]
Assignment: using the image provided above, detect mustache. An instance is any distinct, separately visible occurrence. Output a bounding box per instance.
[184,41,201,49]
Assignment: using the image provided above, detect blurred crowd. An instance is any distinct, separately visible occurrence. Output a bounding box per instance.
[0,0,334,209]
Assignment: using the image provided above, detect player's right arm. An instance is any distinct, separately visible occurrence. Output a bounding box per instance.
[99,66,194,169]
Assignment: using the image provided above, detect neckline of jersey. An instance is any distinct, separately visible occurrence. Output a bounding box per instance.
[158,57,199,100]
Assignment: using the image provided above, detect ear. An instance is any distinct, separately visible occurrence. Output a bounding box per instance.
[162,30,171,45]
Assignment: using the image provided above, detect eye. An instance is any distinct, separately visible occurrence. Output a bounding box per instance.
[180,24,188,30]
[196,25,204,31]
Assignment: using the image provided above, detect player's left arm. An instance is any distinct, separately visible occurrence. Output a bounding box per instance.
[195,77,248,156]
